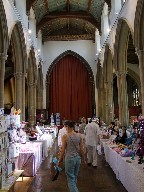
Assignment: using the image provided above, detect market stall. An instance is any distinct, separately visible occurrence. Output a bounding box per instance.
[103,142,144,192]
[16,142,43,176]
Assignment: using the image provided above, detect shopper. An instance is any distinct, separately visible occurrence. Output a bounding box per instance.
[58,121,67,148]
[85,119,100,168]
[58,120,84,192]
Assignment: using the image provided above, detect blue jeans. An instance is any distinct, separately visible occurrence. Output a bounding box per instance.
[65,156,81,192]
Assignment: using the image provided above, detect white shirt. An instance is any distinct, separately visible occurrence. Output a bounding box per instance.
[85,122,100,146]
[58,127,67,147]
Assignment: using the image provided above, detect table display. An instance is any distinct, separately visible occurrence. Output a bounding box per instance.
[103,142,144,192]
[16,142,43,176]
[0,170,24,192]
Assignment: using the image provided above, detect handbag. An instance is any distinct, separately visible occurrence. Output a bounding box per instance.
[49,162,59,181]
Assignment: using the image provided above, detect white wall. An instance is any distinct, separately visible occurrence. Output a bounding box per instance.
[43,40,96,78]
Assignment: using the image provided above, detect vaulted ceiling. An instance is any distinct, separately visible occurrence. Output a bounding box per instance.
[26,0,111,41]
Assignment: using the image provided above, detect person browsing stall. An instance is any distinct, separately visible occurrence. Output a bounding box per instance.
[85,119,101,168]
[58,120,84,192]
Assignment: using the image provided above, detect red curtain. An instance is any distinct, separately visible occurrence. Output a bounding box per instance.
[49,54,93,122]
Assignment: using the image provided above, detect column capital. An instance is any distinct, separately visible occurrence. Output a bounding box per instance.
[135,48,144,56]
[115,71,127,77]
[0,53,7,60]
[14,72,23,78]
[27,82,37,87]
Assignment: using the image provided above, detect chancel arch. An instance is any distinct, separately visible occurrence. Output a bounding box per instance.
[46,50,94,122]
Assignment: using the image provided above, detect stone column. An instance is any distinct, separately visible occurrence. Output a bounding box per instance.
[137,49,144,115]
[37,82,43,109]
[33,82,37,124]
[104,81,109,123]
[21,73,26,121]
[14,72,23,118]
[105,81,114,124]
[0,53,7,108]
[117,72,129,126]
[46,81,50,110]
[28,83,36,125]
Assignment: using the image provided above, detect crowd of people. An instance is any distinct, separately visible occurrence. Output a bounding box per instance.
[52,113,144,192]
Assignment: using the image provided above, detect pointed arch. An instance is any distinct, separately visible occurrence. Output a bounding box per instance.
[0,0,9,53]
[10,22,27,73]
[46,50,94,122]
[114,19,130,72]
[134,0,144,50]
[113,19,135,126]
[47,50,94,82]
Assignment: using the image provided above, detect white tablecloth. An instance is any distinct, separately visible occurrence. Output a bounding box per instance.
[103,143,144,192]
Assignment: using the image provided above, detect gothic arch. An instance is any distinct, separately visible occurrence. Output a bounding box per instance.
[47,50,94,82]
[114,19,131,72]
[10,22,26,73]
[134,0,144,50]
[46,50,95,120]
[0,0,9,54]
[127,68,140,90]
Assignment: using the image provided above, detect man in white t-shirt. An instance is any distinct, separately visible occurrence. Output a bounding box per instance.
[85,119,100,168]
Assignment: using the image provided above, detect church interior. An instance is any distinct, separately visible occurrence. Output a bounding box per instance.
[0,0,144,191]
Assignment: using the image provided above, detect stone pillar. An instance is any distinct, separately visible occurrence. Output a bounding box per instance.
[21,73,26,121]
[105,81,113,124]
[37,83,43,109]
[33,83,37,124]
[104,81,109,123]
[46,81,50,110]
[28,83,36,125]
[0,53,7,108]
[137,49,144,115]
[117,72,129,126]
[14,72,23,118]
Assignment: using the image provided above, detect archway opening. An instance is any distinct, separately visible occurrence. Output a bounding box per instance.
[48,54,93,123]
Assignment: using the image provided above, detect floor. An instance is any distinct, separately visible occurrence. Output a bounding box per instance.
[23,140,127,192]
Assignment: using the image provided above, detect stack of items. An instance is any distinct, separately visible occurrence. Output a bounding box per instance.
[0,109,12,189]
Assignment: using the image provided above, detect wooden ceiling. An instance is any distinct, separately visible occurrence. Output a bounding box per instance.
[26,0,111,41]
